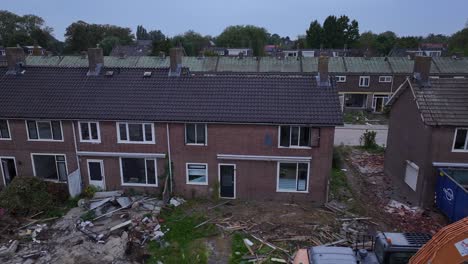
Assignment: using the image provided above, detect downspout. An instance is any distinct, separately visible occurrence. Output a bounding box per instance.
[166,123,173,194]
[71,121,82,193]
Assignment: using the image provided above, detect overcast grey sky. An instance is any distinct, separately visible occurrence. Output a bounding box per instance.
[2,0,467,40]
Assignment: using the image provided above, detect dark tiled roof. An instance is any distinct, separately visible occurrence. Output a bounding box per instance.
[389,78,468,126]
[413,79,468,126]
[0,66,343,125]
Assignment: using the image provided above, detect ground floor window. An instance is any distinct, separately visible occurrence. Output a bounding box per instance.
[186,163,208,185]
[277,162,309,192]
[32,154,67,182]
[120,158,157,186]
[344,94,367,108]
[372,95,389,113]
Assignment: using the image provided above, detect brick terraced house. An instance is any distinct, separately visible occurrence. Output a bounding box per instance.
[0,47,342,204]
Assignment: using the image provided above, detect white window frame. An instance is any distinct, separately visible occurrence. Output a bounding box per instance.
[116,122,155,144]
[452,128,468,152]
[278,126,312,149]
[359,76,370,87]
[186,163,208,185]
[26,120,64,142]
[0,156,17,186]
[31,153,68,182]
[119,157,158,187]
[276,162,310,193]
[404,160,419,191]
[372,95,390,112]
[87,159,105,189]
[185,123,208,146]
[78,121,101,143]
[336,76,346,83]
[378,76,393,83]
[0,120,11,140]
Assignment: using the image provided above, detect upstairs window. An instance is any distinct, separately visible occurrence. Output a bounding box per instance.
[335,76,346,83]
[185,124,207,145]
[27,120,63,141]
[359,76,370,87]
[379,76,393,83]
[0,120,11,139]
[79,121,100,143]
[453,128,468,151]
[117,122,154,143]
[279,126,320,148]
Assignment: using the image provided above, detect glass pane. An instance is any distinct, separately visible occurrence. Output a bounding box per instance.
[196,124,205,144]
[122,158,146,184]
[188,164,207,183]
[454,129,467,150]
[144,124,153,141]
[146,160,156,184]
[119,124,127,140]
[56,155,65,161]
[0,120,9,138]
[279,126,290,147]
[297,163,308,191]
[90,123,99,140]
[89,162,102,181]
[57,162,68,182]
[80,123,90,140]
[291,127,299,146]
[27,121,38,139]
[278,163,297,190]
[186,124,195,144]
[51,121,62,140]
[220,165,234,187]
[37,122,52,139]
[299,127,310,146]
[33,155,57,180]
[128,124,144,141]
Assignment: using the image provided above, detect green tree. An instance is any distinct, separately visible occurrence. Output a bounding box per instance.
[305,20,323,48]
[449,28,468,55]
[151,37,172,55]
[99,36,121,55]
[136,25,149,40]
[149,30,165,42]
[395,36,421,48]
[171,30,210,56]
[423,34,449,44]
[216,25,268,56]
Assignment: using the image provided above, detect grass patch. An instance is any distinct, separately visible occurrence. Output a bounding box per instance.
[357,145,385,154]
[148,206,218,264]
[330,168,348,196]
[229,233,283,264]
[230,233,250,264]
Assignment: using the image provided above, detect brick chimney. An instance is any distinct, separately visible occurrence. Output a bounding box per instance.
[87,48,104,76]
[6,47,26,74]
[413,56,431,85]
[169,47,183,76]
[317,55,330,87]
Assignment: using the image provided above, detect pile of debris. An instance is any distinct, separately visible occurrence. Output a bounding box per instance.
[0,190,185,264]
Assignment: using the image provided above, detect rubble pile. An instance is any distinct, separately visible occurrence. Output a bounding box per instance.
[0,190,185,264]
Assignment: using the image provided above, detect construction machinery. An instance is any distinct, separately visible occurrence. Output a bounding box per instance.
[293,217,468,264]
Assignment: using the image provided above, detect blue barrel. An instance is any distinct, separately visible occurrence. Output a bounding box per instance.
[435,168,468,222]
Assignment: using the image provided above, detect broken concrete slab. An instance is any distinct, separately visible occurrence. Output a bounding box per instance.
[116,197,132,208]
[0,240,18,257]
[110,220,132,232]
[89,197,112,210]
[93,190,123,199]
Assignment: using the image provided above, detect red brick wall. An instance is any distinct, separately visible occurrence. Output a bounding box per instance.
[1,120,335,205]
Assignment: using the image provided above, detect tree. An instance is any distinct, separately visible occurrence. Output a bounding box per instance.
[423,34,449,44]
[449,28,468,55]
[136,25,149,40]
[171,30,210,56]
[148,30,165,42]
[216,25,268,56]
[64,21,134,53]
[99,36,121,55]
[395,36,421,48]
[305,20,323,48]
[152,37,172,55]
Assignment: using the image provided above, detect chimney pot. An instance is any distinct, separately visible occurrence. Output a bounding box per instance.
[87,48,104,76]
[169,47,183,76]
[6,47,26,73]
[413,56,431,85]
[318,55,330,87]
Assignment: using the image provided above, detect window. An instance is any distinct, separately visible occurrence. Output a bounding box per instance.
[277,162,309,192]
[335,76,346,83]
[379,76,392,83]
[120,158,157,186]
[279,126,320,148]
[404,161,419,191]
[0,120,11,139]
[359,76,370,87]
[32,154,67,182]
[79,122,100,143]
[453,128,468,152]
[26,120,62,141]
[185,124,207,145]
[117,122,154,143]
[186,163,208,185]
